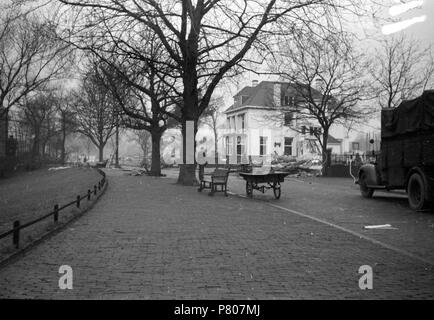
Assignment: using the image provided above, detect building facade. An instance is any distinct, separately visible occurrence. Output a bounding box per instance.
[222,81,343,162]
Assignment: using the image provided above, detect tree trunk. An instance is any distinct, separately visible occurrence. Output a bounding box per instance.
[214,128,219,167]
[41,140,47,160]
[178,163,197,185]
[0,106,7,158]
[115,119,119,167]
[99,145,104,162]
[321,131,329,177]
[177,119,198,186]
[177,60,199,185]
[61,117,66,165]
[150,131,162,176]
[32,126,40,162]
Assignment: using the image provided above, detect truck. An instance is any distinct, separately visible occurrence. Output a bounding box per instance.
[357,90,434,211]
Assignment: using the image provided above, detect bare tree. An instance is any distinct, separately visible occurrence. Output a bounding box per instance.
[18,90,58,163]
[73,62,118,162]
[91,33,179,176]
[370,34,434,109]
[131,130,152,170]
[271,32,371,175]
[55,90,78,164]
[59,0,367,185]
[0,11,71,118]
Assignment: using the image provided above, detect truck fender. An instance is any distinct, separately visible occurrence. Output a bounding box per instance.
[358,164,379,186]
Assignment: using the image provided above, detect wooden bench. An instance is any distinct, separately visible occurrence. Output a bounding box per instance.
[198,165,231,196]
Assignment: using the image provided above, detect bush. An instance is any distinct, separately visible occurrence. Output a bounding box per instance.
[0,156,17,177]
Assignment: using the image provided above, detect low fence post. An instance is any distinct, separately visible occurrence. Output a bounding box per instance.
[76,195,81,208]
[94,185,97,195]
[87,189,91,200]
[54,204,59,223]
[12,220,20,248]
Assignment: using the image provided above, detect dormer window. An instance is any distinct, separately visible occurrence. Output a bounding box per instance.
[284,96,295,106]
[284,112,294,126]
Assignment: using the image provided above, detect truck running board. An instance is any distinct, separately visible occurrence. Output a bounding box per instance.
[366,185,387,190]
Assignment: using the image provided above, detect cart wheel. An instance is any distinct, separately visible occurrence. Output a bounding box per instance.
[273,185,281,199]
[246,181,253,197]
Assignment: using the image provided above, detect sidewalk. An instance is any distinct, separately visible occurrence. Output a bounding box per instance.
[0,169,433,299]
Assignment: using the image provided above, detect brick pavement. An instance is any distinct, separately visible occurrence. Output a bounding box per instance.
[0,169,433,299]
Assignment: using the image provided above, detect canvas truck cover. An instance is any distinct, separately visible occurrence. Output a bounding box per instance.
[381,90,434,138]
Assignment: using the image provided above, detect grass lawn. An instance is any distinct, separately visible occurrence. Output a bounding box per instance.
[0,167,102,234]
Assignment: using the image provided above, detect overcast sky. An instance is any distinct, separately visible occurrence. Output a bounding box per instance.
[380,0,434,43]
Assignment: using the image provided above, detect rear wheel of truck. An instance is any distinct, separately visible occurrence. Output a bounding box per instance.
[408,173,428,211]
[359,173,374,198]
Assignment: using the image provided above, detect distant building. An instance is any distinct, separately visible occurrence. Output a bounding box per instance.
[222,81,347,162]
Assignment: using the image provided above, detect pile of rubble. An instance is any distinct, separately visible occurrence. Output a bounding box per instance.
[272,157,323,177]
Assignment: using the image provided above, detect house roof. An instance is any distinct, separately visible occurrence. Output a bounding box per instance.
[224,81,322,114]
[327,134,342,144]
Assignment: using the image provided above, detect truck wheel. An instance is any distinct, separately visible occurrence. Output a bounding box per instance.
[359,173,374,198]
[408,173,427,211]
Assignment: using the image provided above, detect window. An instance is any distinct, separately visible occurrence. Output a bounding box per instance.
[352,142,360,151]
[237,136,245,164]
[309,126,314,136]
[239,114,245,131]
[284,112,293,126]
[226,136,233,156]
[259,136,267,156]
[227,117,231,130]
[284,137,293,156]
[284,96,295,106]
[241,96,249,104]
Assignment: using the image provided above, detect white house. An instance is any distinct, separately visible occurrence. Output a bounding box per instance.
[222,81,345,163]
[158,80,363,166]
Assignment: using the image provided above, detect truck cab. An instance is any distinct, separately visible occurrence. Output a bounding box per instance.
[357,90,434,211]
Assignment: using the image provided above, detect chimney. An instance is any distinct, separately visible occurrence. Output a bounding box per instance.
[252,80,258,87]
[273,83,281,108]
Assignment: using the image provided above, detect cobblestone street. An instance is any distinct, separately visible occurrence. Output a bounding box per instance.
[0,169,433,299]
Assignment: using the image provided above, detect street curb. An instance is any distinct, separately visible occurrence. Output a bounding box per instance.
[0,175,108,270]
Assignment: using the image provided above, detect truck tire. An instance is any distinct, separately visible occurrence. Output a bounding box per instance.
[359,172,374,198]
[408,173,428,211]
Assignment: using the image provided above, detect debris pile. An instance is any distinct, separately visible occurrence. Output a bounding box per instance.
[271,157,322,177]
[48,166,72,171]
